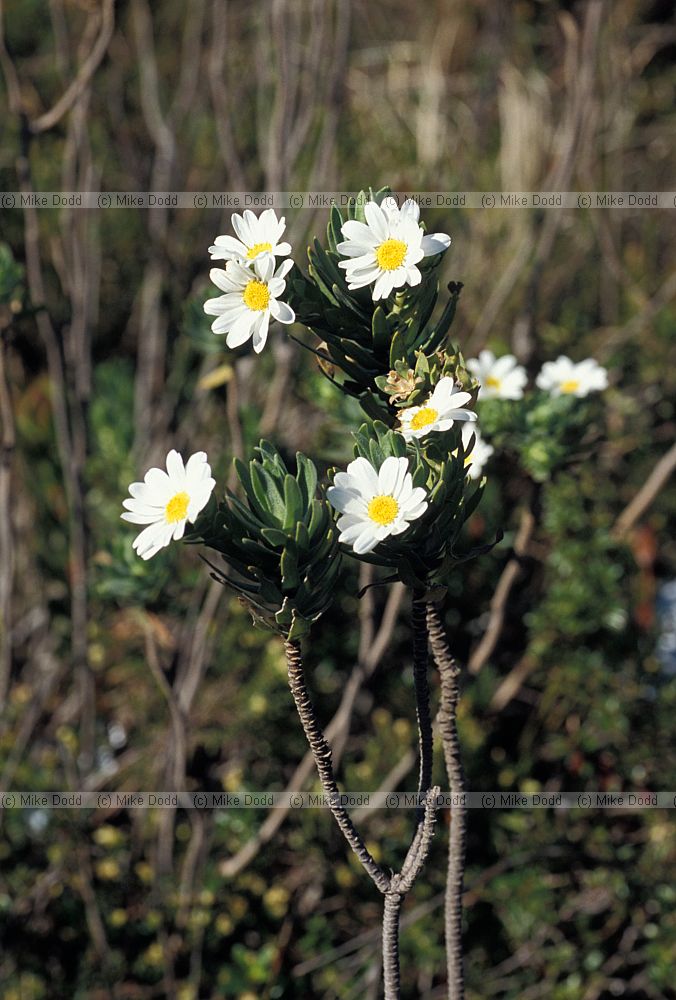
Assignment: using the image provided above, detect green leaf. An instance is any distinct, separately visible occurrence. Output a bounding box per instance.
[260,527,289,548]
[283,474,304,531]
[251,464,286,523]
[327,204,344,252]
[371,306,391,359]
[295,520,310,551]
[287,613,312,641]
[308,498,328,541]
[295,452,318,507]
[280,547,300,593]
[389,326,409,367]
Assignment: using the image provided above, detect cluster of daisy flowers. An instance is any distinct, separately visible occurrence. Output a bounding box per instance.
[122,204,609,562]
[204,209,295,354]
[202,197,453,356]
[467,349,608,400]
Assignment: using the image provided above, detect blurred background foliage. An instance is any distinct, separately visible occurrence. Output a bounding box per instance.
[0,0,675,997]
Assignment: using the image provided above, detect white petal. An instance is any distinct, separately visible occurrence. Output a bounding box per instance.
[172,519,187,541]
[345,270,381,289]
[442,389,473,410]
[165,450,185,483]
[353,526,380,554]
[274,258,294,280]
[226,313,255,348]
[346,457,380,494]
[327,486,366,514]
[231,212,253,245]
[339,251,378,272]
[340,220,379,245]
[132,520,170,557]
[254,253,275,283]
[492,354,518,377]
[209,267,241,293]
[338,519,369,545]
[378,456,406,495]
[144,467,173,498]
[267,278,285,297]
[332,471,358,491]
[405,265,422,287]
[403,501,428,520]
[121,510,161,524]
[421,233,451,256]
[337,241,378,259]
[400,199,421,223]
[252,312,270,353]
[364,201,389,242]
[209,235,248,260]
[187,479,216,520]
[269,299,295,324]
[203,296,228,317]
[185,451,208,480]
[372,272,395,300]
[403,486,427,509]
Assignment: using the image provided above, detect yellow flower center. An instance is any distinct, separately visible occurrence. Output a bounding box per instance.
[486,375,502,389]
[464,452,473,467]
[560,379,580,394]
[375,238,407,271]
[242,279,270,311]
[246,241,273,259]
[367,494,399,526]
[165,491,190,524]
[409,406,439,431]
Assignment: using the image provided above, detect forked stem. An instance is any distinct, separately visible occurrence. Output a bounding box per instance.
[284,607,438,1000]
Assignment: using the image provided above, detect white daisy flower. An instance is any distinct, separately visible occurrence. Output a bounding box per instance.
[208,209,292,265]
[337,197,451,302]
[327,455,428,555]
[121,450,216,560]
[204,253,295,354]
[466,350,527,400]
[398,376,477,441]
[461,423,494,480]
[535,356,608,397]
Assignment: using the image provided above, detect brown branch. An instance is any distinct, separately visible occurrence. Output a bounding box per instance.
[0,328,15,708]
[352,748,417,823]
[488,654,537,713]
[467,0,605,355]
[381,789,439,999]
[207,0,246,191]
[30,0,115,134]
[0,1,22,115]
[285,637,390,892]
[143,620,187,875]
[4,20,98,771]
[219,582,405,878]
[612,441,676,540]
[284,590,440,1000]
[468,506,535,675]
[382,888,403,998]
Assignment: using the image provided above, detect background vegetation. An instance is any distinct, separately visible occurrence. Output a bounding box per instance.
[1,1,675,997]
